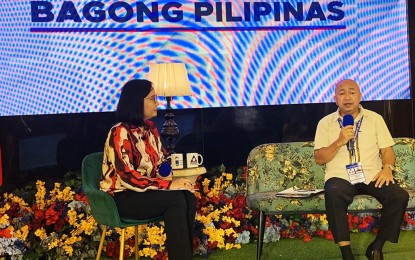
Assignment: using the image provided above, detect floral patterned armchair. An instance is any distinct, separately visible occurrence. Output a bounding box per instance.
[246,138,415,260]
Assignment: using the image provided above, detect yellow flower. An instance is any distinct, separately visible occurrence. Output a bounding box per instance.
[0,204,11,215]
[225,242,241,250]
[202,178,211,194]
[61,235,82,256]
[35,180,47,210]
[35,228,47,240]
[9,194,30,209]
[14,225,29,241]
[48,238,59,250]
[224,228,237,237]
[140,247,158,258]
[225,173,233,181]
[143,225,166,246]
[71,216,97,236]
[204,226,225,248]
[68,208,77,226]
[0,214,10,227]
[320,214,328,225]
[46,183,61,205]
[56,187,75,202]
[221,216,240,227]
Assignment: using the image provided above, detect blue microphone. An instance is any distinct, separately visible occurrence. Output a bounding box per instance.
[158,161,172,177]
[343,114,354,154]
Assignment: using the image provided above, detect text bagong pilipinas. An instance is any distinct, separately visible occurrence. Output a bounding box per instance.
[31,1,345,23]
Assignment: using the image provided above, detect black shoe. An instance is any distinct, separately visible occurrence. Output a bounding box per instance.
[365,243,384,260]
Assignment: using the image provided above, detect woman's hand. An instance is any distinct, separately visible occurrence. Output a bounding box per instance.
[169,178,196,192]
[157,173,173,181]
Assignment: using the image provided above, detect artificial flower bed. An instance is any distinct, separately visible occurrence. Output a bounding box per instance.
[1,166,415,259]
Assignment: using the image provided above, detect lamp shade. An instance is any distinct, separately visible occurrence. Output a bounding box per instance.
[148,63,192,97]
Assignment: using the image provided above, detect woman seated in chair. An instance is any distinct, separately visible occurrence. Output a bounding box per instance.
[100,79,196,260]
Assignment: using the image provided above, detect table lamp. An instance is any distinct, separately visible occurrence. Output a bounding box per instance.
[148,62,192,154]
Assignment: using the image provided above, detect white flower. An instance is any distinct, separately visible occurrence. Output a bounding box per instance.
[0,237,24,256]
[263,224,281,243]
[235,230,250,244]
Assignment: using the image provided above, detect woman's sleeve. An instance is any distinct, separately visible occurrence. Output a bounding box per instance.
[108,126,171,192]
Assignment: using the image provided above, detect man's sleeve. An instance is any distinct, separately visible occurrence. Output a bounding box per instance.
[375,115,395,149]
[314,119,329,150]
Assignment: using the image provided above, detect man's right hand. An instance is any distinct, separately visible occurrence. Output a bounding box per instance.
[338,125,354,146]
[314,125,355,165]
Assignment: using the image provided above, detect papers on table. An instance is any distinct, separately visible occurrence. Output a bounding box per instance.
[276,187,324,198]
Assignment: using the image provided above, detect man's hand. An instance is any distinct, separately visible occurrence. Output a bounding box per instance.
[338,125,354,146]
[314,125,355,165]
[372,167,395,188]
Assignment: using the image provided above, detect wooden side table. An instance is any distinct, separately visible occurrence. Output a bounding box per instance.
[172,167,207,184]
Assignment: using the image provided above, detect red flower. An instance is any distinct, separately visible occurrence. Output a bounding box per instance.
[45,204,60,226]
[31,208,45,230]
[207,241,218,250]
[265,216,272,227]
[231,208,245,220]
[75,193,88,203]
[315,229,325,237]
[219,194,231,205]
[325,230,334,240]
[404,212,415,225]
[220,222,231,229]
[233,195,246,208]
[0,228,12,238]
[250,226,258,236]
[193,236,199,248]
[54,216,68,232]
[280,230,289,238]
[352,216,359,224]
[241,166,248,182]
[105,241,118,258]
[303,234,312,242]
[212,197,221,205]
[153,250,168,260]
[127,238,135,248]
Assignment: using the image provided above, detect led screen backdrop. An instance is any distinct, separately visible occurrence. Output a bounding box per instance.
[0,0,411,116]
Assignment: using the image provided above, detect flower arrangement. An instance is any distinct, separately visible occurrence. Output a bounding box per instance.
[0,173,98,259]
[1,168,414,259]
[192,165,258,256]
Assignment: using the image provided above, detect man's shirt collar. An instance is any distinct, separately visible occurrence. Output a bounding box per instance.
[331,105,367,123]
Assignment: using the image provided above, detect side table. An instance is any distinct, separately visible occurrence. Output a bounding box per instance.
[172,167,207,184]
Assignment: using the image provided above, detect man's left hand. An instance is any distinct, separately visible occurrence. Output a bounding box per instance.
[372,168,395,188]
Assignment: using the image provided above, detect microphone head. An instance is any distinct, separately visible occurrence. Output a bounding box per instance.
[343,114,354,126]
[159,161,172,177]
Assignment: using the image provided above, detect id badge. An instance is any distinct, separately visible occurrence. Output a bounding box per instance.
[346,162,366,184]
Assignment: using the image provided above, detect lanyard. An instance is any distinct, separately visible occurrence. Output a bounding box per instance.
[337,116,364,163]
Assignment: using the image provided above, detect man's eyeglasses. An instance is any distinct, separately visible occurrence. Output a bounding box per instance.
[145,95,158,103]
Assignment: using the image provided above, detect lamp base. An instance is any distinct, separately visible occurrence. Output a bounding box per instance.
[160,97,179,155]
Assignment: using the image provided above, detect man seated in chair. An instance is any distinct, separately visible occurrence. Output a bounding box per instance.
[314,79,409,260]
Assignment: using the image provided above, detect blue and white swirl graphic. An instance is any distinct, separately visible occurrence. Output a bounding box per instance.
[0,0,411,116]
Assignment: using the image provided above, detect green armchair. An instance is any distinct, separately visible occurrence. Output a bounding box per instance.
[81,152,163,260]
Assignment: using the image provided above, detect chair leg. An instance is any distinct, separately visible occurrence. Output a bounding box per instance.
[257,211,266,260]
[119,228,125,260]
[96,225,107,260]
[135,226,139,260]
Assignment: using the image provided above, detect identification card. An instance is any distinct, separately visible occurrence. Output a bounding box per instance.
[346,162,366,184]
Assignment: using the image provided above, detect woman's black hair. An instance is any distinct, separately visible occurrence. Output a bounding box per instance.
[116,79,152,126]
